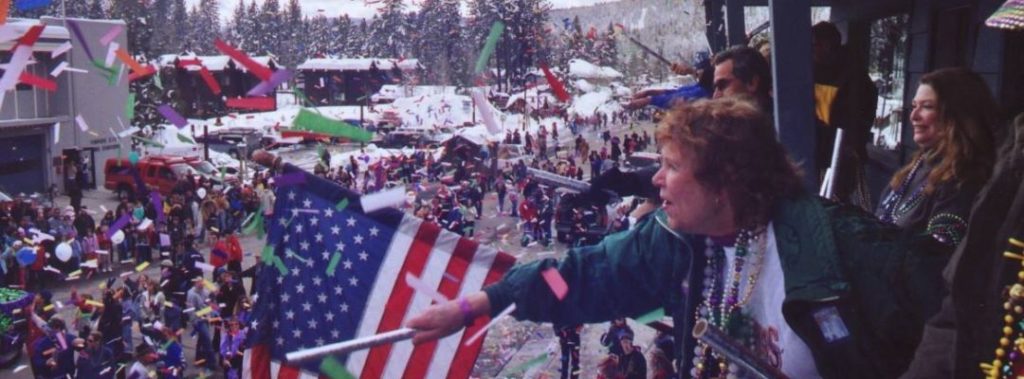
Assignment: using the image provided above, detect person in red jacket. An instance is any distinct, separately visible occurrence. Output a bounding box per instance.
[209,231,229,270]
[225,233,243,273]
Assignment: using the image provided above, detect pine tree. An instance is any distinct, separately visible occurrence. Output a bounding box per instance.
[149,0,174,56]
[345,19,369,58]
[279,0,305,68]
[256,0,282,56]
[330,15,352,57]
[598,23,618,68]
[415,0,466,85]
[366,0,409,58]
[108,0,154,59]
[88,0,106,18]
[170,0,189,53]
[307,14,333,58]
[64,0,92,17]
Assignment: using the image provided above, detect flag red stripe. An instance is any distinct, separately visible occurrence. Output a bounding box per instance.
[402,238,480,378]
[213,39,273,81]
[447,251,517,379]
[360,221,442,379]
[199,67,222,95]
[251,344,272,379]
[277,364,301,379]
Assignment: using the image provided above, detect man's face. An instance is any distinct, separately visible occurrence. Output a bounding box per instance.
[620,338,634,353]
[713,60,758,99]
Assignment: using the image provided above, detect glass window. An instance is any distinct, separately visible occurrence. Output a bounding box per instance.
[868,13,910,150]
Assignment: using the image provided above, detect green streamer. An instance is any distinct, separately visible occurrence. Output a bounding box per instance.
[125,93,135,120]
[319,356,355,379]
[634,307,665,324]
[271,256,288,276]
[293,108,373,142]
[474,21,506,74]
[326,252,342,277]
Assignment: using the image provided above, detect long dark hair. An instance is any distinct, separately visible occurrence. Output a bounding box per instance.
[890,68,998,193]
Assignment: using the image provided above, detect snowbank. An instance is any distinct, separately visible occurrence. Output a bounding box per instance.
[568,88,622,118]
[568,59,623,80]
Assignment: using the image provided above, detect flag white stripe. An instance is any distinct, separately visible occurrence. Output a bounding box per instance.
[297,369,319,379]
[270,360,281,379]
[242,348,252,379]
[346,215,422,376]
[426,244,499,378]
[381,230,460,378]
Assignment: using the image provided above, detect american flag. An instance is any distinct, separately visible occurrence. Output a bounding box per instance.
[242,166,516,379]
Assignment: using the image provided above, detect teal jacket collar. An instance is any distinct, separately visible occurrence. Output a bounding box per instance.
[653,194,850,303]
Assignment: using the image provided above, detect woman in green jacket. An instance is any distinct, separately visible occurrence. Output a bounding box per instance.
[409,97,946,378]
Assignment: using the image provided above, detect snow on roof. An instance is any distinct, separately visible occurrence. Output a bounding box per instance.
[297,58,420,71]
[568,59,623,80]
[0,18,70,51]
[156,54,278,72]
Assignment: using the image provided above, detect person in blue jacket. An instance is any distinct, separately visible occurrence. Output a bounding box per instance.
[31,317,77,379]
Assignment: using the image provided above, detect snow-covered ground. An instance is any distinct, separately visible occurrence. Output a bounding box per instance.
[138,59,630,173]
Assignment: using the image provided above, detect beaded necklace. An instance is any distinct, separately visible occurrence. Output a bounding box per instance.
[879,157,927,224]
[691,228,767,378]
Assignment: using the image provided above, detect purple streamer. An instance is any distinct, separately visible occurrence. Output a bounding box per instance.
[158,104,188,128]
[247,69,293,97]
[106,214,131,239]
[272,172,306,187]
[150,191,165,223]
[65,20,95,62]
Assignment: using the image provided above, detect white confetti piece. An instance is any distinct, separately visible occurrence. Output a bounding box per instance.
[50,61,69,77]
[465,304,516,346]
[404,273,449,304]
[51,42,72,59]
[360,186,407,213]
[75,115,89,131]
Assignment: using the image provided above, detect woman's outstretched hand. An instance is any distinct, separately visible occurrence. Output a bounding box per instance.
[406,291,491,345]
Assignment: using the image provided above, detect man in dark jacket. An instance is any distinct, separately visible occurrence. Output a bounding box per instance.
[812,21,878,209]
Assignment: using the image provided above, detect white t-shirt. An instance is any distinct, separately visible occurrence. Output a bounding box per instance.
[718,224,821,378]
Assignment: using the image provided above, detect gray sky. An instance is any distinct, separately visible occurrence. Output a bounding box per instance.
[188,0,619,21]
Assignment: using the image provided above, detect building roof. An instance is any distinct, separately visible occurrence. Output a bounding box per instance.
[156,54,278,72]
[296,58,421,71]
[0,18,70,52]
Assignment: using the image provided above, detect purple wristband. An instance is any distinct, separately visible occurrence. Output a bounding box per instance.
[458,297,474,327]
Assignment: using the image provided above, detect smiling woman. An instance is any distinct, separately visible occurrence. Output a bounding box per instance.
[875,67,998,247]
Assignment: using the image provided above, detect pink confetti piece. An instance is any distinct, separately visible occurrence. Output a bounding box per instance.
[99,25,123,46]
[541,268,568,300]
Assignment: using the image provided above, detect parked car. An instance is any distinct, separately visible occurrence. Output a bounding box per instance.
[104,155,197,198]
[193,128,263,159]
[554,188,609,245]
